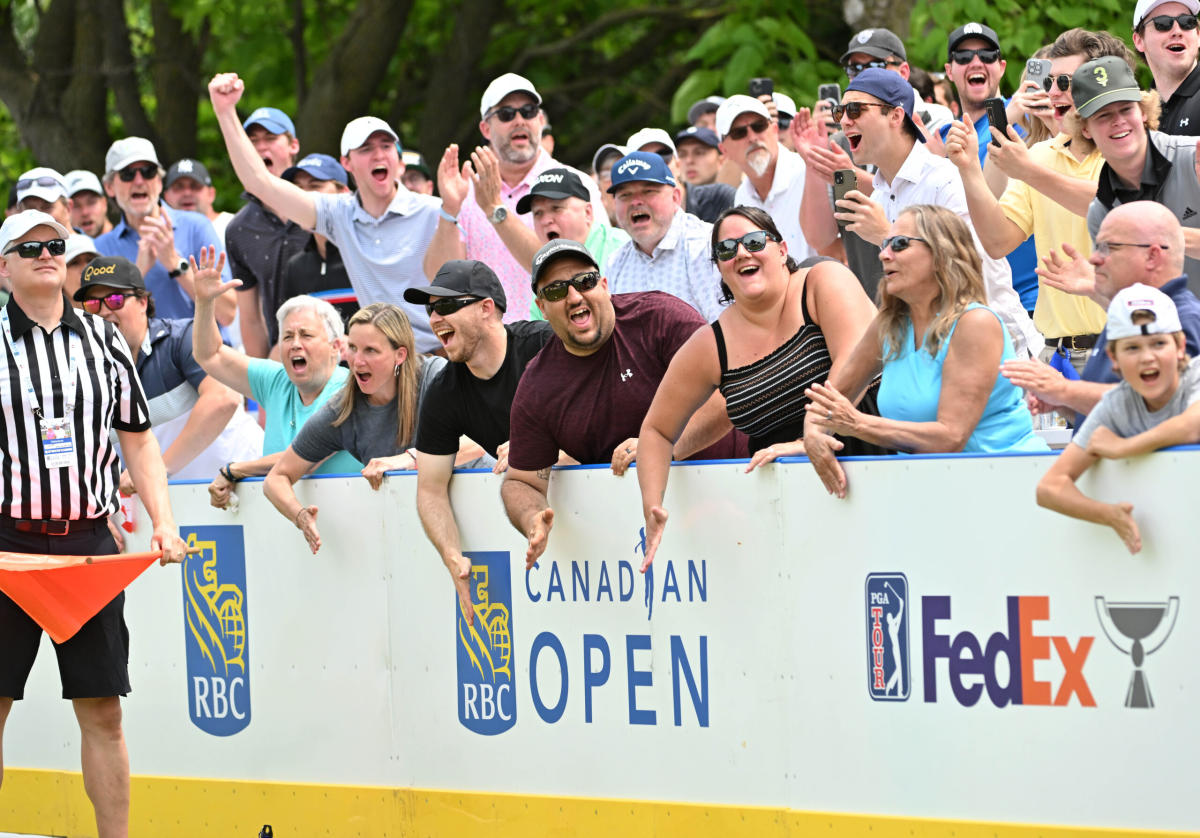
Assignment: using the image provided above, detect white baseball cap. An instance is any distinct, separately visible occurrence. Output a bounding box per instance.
[16,167,68,204]
[1106,283,1183,340]
[1134,0,1200,28]
[64,170,104,197]
[0,210,71,254]
[480,72,542,117]
[104,137,161,175]
[340,116,400,157]
[626,128,676,155]
[715,95,772,139]
[63,233,100,264]
[773,92,797,118]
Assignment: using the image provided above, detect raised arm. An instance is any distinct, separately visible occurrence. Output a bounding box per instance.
[158,377,242,476]
[191,247,253,397]
[422,144,470,279]
[945,121,1029,259]
[209,73,318,230]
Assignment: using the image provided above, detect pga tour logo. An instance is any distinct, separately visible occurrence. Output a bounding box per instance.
[866,573,910,701]
[616,158,652,177]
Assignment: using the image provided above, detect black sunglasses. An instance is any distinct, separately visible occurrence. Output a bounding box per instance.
[16,176,62,191]
[1043,74,1072,92]
[880,235,928,253]
[714,230,779,262]
[425,296,482,316]
[4,238,66,259]
[725,117,771,141]
[1146,12,1199,31]
[832,102,893,122]
[844,58,901,78]
[486,103,540,123]
[539,270,600,302]
[950,47,1002,65]
[777,114,793,130]
[118,163,159,182]
[82,292,137,314]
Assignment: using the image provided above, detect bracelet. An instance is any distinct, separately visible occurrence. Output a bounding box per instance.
[220,462,242,483]
[438,207,459,225]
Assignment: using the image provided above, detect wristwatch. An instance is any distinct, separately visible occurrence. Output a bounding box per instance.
[168,259,189,278]
[489,206,508,225]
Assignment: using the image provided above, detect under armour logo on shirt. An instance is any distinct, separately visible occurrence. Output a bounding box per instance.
[1181,118,1191,127]
[620,368,634,382]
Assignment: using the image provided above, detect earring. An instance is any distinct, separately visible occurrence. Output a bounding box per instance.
[394,363,401,377]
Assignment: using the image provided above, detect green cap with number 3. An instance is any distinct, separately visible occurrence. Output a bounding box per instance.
[1071,56,1142,119]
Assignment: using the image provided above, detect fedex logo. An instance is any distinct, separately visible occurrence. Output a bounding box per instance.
[922,596,1094,708]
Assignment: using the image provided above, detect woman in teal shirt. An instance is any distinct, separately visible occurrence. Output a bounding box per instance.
[803,205,1047,497]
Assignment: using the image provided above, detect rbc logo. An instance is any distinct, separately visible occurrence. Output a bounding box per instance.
[457,551,516,735]
[865,573,910,701]
[181,526,251,736]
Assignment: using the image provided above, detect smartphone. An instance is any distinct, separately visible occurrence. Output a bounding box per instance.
[749,77,774,98]
[984,97,1008,146]
[833,168,857,226]
[1024,58,1051,91]
[817,83,841,104]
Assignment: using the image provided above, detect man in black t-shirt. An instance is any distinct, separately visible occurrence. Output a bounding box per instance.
[404,260,552,623]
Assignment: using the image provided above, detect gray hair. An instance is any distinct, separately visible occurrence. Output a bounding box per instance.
[275,295,345,342]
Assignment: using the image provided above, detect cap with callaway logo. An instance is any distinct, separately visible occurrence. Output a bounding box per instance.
[530,239,598,291]
[1071,56,1142,119]
[606,151,677,194]
[73,256,146,301]
[404,260,507,312]
[1106,283,1182,339]
[841,28,907,64]
[164,159,212,189]
[948,22,1001,56]
[516,168,590,214]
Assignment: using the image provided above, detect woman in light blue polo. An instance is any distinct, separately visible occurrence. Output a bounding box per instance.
[804,204,1047,496]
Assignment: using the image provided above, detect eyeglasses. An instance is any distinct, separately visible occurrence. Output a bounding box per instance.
[16,176,63,192]
[1043,74,1072,92]
[425,296,482,316]
[950,48,1002,65]
[725,118,771,141]
[832,102,893,122]
[82,292,136,314]
[538,270,600,302]
[843,59,901,78]
[486,103,540,122]
[880,235,929,253]
[1093,240,1166,257]
[713,230,779,262]
[117,164,159,182]
[3,238,66,259]
[1146,12,1199,31]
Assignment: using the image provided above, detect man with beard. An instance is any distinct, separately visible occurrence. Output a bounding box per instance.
[65,170,113,239]
[405,260,552,622]
[163,159,234,241]
[423,73,609,326]
[1133,0,1200,133]
[716,95,816,261]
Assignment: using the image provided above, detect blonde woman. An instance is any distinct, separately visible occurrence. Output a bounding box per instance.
[803,205,1047,497]
[265,302,445,552]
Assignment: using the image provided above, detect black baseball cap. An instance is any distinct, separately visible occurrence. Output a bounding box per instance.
[530,239,598,291]
[840,28,907,64]
[403,260,507,312]
[675,126,720,149]
[948,22,1001,56]
[515,168,590,214]
[73,256,145,300]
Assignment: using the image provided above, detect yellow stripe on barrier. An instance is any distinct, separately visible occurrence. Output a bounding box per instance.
[4,768,1197,838]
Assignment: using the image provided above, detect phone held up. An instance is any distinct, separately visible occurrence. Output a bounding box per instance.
[983,97,1008,146]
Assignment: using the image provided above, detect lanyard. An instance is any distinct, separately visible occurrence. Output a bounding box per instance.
[0,306,81,420]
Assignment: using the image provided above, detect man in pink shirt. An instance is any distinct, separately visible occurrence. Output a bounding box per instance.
[423,72,608,322]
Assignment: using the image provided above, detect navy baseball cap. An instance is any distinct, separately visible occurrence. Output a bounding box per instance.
[243,107,296,136]
[675,126,720,149]
[606,151,677,194]
[845,68,926,143]
[281,154,349,186]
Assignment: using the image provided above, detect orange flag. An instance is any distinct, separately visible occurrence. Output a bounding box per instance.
[0,550,161,643]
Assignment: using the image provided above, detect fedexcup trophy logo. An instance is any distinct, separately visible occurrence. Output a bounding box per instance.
[1095,596,1179,708]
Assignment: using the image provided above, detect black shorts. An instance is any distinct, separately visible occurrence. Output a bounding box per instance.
[0,524,130,700]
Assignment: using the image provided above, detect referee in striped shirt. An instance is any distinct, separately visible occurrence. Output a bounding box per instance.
[0,210,187,837]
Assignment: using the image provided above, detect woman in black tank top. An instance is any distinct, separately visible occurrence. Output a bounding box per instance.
[635,206,886,568]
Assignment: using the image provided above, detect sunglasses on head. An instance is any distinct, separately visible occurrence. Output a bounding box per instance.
[714,230,779,262]
[880,234,928,253]
[843,58,901,78]
[425,296,482,316]
[4,238,65,259]
[16,176,62,191]
[725,117,771,141]
[117,163,159,182]
[1043,74,1072,92]
[82,292,136,314]
[487,103,540,123]
[950,47,1002,65]
[1146,12,1199,31]
[832,101,893,121]
[538,270,600,302]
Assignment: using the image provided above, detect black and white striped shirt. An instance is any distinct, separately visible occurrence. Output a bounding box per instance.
[0,295,150,520]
